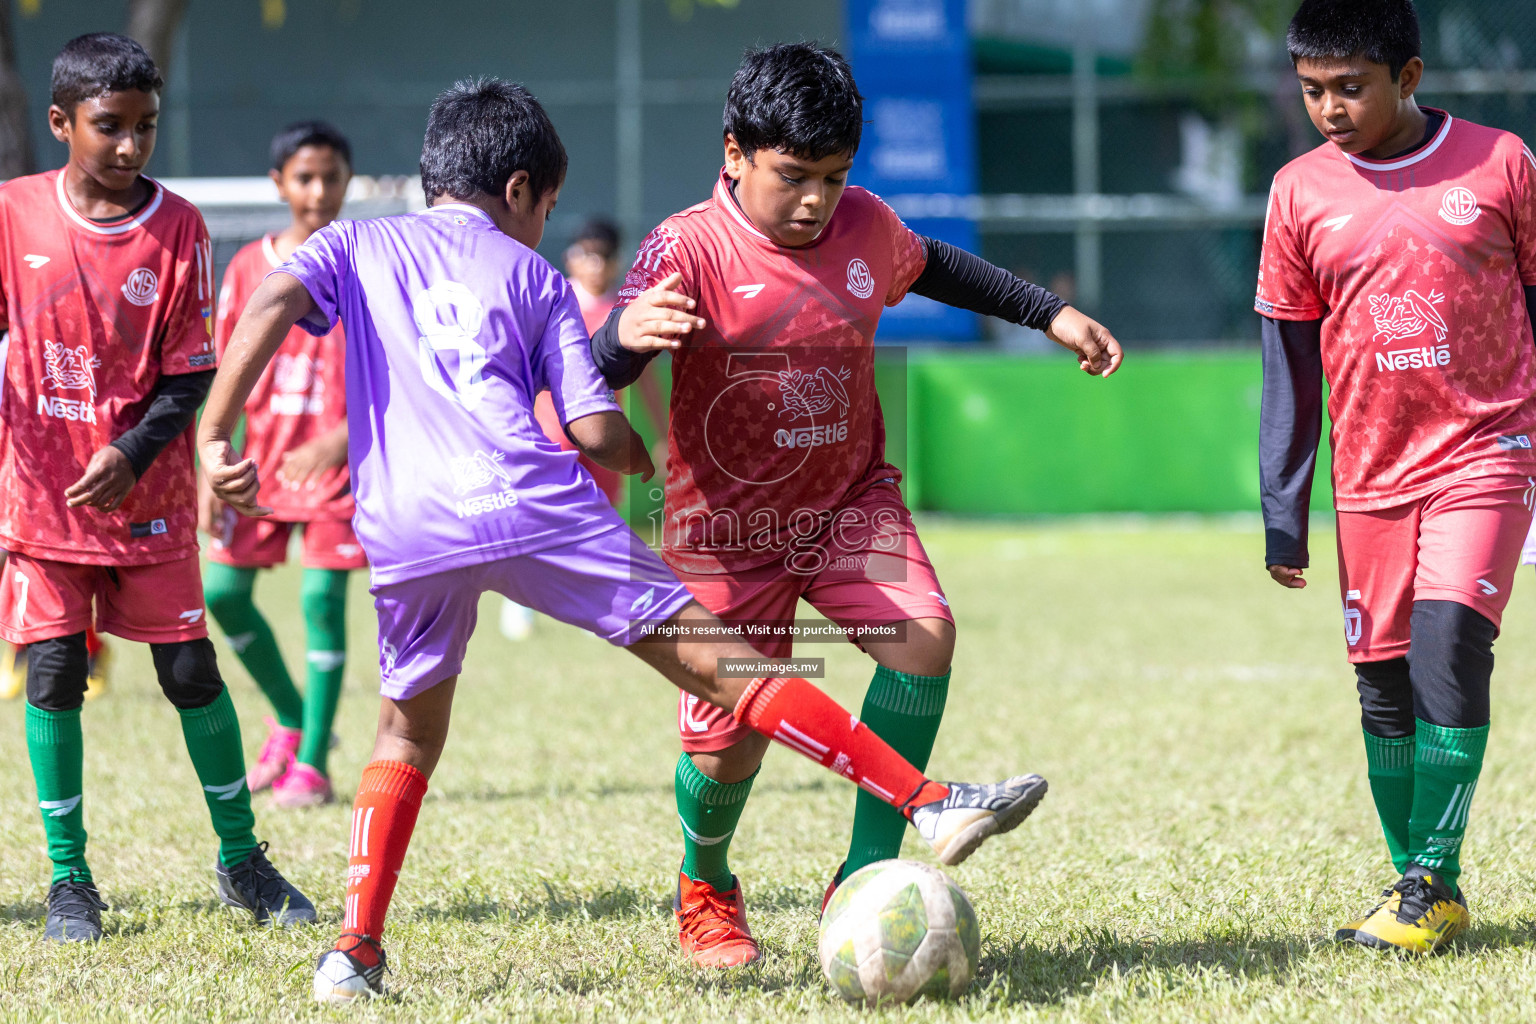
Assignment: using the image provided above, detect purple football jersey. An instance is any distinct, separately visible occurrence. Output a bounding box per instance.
[276,203,625,585]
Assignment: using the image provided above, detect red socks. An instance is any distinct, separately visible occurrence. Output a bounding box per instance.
[732,677,948,815]
[338,759,428,966]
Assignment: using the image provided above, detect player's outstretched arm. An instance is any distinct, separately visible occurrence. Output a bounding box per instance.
[198,272,319,516]
[565,410,655,481]
[907,238,1121,376]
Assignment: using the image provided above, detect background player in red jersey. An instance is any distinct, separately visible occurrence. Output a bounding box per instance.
[1259,0,1536,955]
[592,43,1122,968]
[200,121,362,808]
[0,33,312,943]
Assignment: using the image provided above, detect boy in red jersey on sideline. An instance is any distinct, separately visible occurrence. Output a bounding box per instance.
[591,43,1122,967]
[201,121,363,807]
[1259,0,1536,954]
[0,33,312,943]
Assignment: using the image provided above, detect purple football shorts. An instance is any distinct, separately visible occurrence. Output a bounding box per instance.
[370,524,695,699]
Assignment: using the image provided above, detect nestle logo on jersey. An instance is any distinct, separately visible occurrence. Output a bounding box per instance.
[774,420,849,450]
[1375,344,1450,372]
[36,395,95,423]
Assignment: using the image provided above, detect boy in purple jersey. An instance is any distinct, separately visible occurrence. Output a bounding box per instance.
[199,78,1052,1003]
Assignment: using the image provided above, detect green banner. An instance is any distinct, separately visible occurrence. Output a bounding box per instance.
[907,352,1334,515]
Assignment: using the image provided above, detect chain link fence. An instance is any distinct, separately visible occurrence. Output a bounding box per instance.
[970,0,1536,346]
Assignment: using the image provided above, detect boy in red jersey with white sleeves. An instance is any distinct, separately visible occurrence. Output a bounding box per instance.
[592,43,1123,968]
[1258,0,1536,955]
[0,33,312,944]
[201,121,363,808]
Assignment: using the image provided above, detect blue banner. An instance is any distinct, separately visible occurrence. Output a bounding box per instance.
[846,0,978,341]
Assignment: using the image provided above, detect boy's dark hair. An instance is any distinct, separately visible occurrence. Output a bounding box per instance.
[420,78,567,204]
[571,218,620,257]
[270,120,353,173]
[1287,0,1421,80]
[50,32,163,115]
[723,43,863,161]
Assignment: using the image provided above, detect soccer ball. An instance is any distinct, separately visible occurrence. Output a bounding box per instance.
[817,859,980,1006]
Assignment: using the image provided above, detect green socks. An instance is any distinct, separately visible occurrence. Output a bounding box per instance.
[1363,731,1415,875]
[28,691,260,878]
[675,753,756,892]
[178,690,258,867]
[844,665,949,874]
[203,563,303,730]
[297,568,349,773]
[674,665,949,889]
[26,704,90,884]
[1407,719,1487,891]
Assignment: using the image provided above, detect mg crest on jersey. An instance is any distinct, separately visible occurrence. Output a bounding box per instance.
[846,258,874,299]
[1439,187,1481,226]
[121,266,159,306]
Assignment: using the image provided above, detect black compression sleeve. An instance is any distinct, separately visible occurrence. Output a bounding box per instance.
[590,304,658,391]
[908,237,1068,330]
[1526,285,1536,336]
[1259,315,1324,568]
[109,369,214,479]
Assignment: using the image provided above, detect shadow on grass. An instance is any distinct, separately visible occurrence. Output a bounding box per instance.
[973,926,1324,1007]
[415,880,664,925]
[0,902,44,925]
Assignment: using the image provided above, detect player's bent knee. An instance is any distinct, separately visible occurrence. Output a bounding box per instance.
[150,638,227,709]
[25,632,90,711]
[1354,656,1414,738]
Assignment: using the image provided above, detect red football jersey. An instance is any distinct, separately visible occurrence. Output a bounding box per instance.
[215,235,352,521]
[0,171,214,565]
[1257,111,1536,510]
[615,171,927,573]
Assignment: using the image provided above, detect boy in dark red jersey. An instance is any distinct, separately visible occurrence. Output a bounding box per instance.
[1259,0,1536,954]
[592,43,1123,967]
[0,33,312,943]
[201,121,362,808]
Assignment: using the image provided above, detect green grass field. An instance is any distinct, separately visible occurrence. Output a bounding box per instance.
[5,517,1536,1022]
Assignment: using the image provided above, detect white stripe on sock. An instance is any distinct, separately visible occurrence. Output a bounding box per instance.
[1435,784,1465,831]
[773,729,825,761]
[777,721,829,754]
[360,807,374,858]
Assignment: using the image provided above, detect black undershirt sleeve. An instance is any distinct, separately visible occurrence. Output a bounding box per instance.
[590,305,657,391]
[908,237,1068,330]
[1259,315,1324,568]
[109,369,214,479]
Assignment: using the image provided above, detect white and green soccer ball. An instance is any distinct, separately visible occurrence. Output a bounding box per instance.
[817,859,980,1006]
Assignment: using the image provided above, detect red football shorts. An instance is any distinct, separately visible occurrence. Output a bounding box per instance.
[208,508,367,570]
[674,481,953,752]
[0,550,209,645]
[1336,472,1535,663]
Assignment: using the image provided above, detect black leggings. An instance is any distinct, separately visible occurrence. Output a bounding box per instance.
[1355,600,1495,736]
[27,633,225,711]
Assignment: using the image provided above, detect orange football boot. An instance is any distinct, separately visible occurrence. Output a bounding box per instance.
[674,872,760,968]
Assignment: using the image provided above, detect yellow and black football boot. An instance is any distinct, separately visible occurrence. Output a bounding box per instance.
[1344,864,1468,955]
